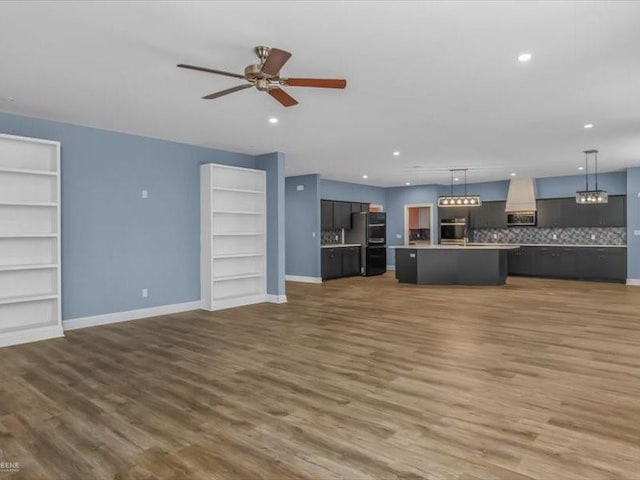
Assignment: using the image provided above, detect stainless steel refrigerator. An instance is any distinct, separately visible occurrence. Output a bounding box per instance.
[345,212,387,276]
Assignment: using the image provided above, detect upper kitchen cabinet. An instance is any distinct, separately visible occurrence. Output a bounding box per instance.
[469,201,506,229]
[351,202,369,213]
[333,201,353,229]
[321,200,334,229]
[537,196,626,228]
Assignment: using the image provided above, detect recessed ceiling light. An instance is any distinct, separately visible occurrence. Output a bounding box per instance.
[268,117,278,124]
[584,124,593,129]
[405,182,411,186]
[0,96,14,103]
[393,151,400,156]
[454,177,460,182]
[578,166,584,170]
[362,174,368,179]
[510,172,517,177]
[518,52,532,63]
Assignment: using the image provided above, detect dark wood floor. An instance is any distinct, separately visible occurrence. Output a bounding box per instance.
[1,274,640,479]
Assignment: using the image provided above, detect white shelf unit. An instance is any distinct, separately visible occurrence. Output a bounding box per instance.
[0,133,63,347]
[201,163,267,310]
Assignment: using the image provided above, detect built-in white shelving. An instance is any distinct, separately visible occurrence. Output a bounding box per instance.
[0,133,63,347]
[201,163,267,311]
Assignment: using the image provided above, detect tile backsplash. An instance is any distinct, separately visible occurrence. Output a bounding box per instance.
[471,227,626,245]
[321,229,342,245]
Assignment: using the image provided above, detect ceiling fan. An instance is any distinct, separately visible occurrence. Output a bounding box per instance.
[177,46,347,107]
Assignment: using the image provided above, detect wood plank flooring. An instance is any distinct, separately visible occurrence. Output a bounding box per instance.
[1,275,640,479]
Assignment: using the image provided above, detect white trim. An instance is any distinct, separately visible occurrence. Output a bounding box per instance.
[267,294,288,304]
[0,324,64,348]
[0,132,61,147]
[386,264,396,271]
[286,275,322,284]
[626,279,640,286]
[404,203,435,246]
[62,300,203,331]
[205,294,268,311]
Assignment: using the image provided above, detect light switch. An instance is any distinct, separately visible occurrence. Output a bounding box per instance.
[141,190,148,199]
[312,231,316,237]
[296,185,304,191]
[396,233,402,239]
[634,230,640,236]
[637,192,640,198]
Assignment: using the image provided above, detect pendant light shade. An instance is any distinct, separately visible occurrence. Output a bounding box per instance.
[576,149,608,204]
[438,169,482,208]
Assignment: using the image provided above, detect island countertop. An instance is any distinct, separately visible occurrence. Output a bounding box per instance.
[392,244,520,250]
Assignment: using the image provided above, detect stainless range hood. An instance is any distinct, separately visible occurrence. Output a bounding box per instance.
[505,177,537,212]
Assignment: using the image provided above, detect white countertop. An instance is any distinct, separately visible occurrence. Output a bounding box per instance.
[468,243,626,248]
[321,244,362,249]
[393,245,520,250]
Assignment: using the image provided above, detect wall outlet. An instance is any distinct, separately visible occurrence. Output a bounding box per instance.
[312,231,316,238]
[396,233,402,239]
[335,234,339,241]
[142,288,148,298]
[591,234,596,240]
[637,192,640,198]
[553,234,557,240]
[634,230,640,236]
[493,234,498,240]
[296,185,304,191]
[141,189,148,199]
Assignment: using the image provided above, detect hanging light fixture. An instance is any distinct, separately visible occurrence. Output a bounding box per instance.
[576,149,608,204]
[438,169,482,207]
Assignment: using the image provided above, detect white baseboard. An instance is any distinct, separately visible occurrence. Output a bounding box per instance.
[286,275,322,284]
[62,300,203,331]
[267,294,288,304]
[627,279,640,286]
[386,264,396,271]
[0,324,64,348]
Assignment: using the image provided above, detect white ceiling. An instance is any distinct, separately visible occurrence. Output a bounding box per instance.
[1,1,639,186]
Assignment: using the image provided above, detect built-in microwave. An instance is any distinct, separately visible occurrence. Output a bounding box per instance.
[507,211,536,227]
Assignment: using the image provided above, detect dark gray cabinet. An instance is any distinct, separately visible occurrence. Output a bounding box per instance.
[333,201,352,229]
[321,248,343,279]
[351,202,369,213]
[537,196,626,228]
[322,246,361,280]
[341,247,361,277]
[508,246,626,282]
[321,200,334,229]
[469,201,507,229]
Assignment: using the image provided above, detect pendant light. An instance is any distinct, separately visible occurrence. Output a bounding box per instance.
[438,169,482,207]
[576,149,608,204]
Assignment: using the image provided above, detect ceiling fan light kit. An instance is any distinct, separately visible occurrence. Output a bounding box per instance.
[438,169,482,207]
[576,149,608,204]
[177,45,347,107]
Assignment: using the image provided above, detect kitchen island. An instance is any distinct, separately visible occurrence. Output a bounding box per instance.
[394,245,519,285]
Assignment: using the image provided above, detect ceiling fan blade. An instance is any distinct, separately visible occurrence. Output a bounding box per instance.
[268,87,298,107]
[203,84,253,100]
[283,78,347,89]
[261,48,292,76]
[177,64,245,79]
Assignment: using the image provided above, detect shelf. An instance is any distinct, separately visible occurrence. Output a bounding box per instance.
[0,202,57,207]
[0,264,58,272]
[0,167,57,176]
[0,234,57,238]
[212,232,264,236]
[0,294,57,306]
[212,210,264,215]
[212,187,264,195]
[213,253,264,259]
[212,273,264,282]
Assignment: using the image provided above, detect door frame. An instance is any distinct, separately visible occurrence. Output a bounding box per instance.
[404,203,435,245]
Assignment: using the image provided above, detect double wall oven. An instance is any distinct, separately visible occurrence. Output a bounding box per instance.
[440,218,467,245]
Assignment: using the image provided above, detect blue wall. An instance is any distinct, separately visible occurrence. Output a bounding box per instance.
[256,152,286,296]
[0,111,259,320]
[320,179,386,207]
[285,174,321,278]
[627,168,640,279]
[536,172,627,199]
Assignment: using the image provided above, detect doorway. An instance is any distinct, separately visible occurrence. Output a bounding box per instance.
[404,204,434,245]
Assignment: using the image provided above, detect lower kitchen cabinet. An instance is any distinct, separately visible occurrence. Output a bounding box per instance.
[508,246,626,283]
[322,247,361,280]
